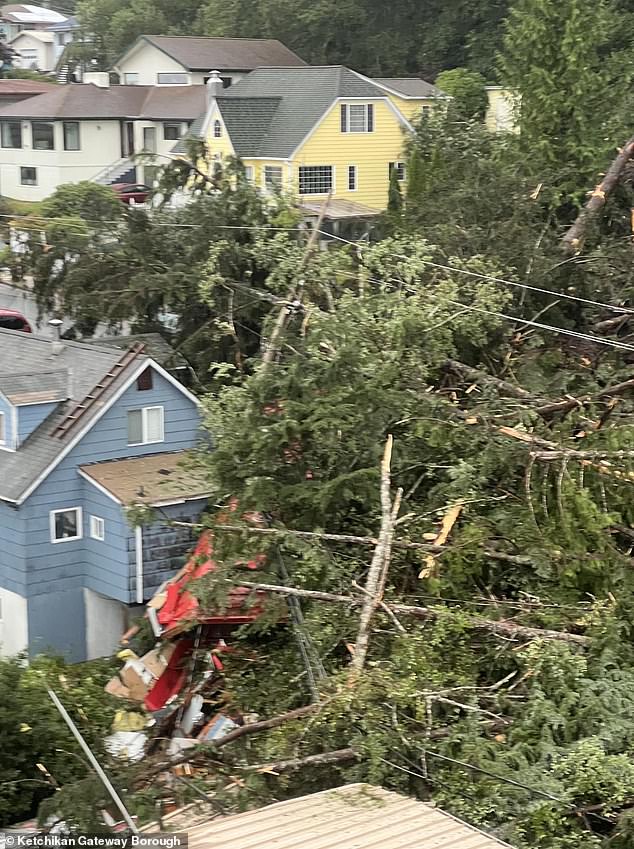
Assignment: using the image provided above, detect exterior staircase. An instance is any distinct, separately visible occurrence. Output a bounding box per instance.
[92,158,137,186]
[57,63,70,84]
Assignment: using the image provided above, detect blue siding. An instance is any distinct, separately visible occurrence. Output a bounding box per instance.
[21,367,202,603]
[28,586,86,662]
[17,402,59,446]
[0,394,15,449]
[0,500,26,594]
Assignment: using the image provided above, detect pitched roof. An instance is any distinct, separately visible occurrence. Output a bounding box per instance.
[0,328,150,503]
[80,451,210,506]
[0,368,68,404]
[1,4,66,23]
[374,77,446,98]
[203,66,386,158]
[10,28,53,43]
[175,784,516,849]
[0,83,205,120]
[86,333,189,370]
[46,14,78,31]
[0,77,56,95]
[131,35,306,71]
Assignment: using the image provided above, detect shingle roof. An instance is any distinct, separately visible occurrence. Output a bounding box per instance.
[0,78,56,95]
[80,451,211,506]
[135,35,306,71]
[1,4,66,23]
[0,328,149,503]
[10,28,53,43]
[86,333,189,370]
[0,368,68,404]
[374,77,446,98]
[0,83,205,120]
[210,66,385,158]
[176,784,516,849]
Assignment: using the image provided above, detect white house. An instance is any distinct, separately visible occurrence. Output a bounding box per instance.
[113,34,306,87]
[0,3,67,43]
[10,28,53,71]
[0,77,206,200]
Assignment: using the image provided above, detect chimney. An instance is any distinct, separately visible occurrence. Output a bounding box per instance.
[83,71,110,88]
[206,70,223,106]
[48,318,64,355]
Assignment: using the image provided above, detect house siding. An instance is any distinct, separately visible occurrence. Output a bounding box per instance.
[385,94,436,123]
[0,393,15,450]
[292,98,411,210]
[17,401,59,445]
[116,43,190,86]
[28,585,86,661]
[0,499,26,595]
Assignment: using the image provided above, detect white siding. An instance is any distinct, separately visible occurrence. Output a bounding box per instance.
[83,588,126,659]
[116,42,191,86]
[0,586,28,656]
[0,120,121,200]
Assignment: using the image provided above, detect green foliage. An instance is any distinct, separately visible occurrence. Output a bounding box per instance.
[0,654,119,827]
[40,181,123,222]
[436,67,488,120]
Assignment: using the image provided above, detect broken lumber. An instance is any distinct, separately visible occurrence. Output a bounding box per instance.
[562,136,634,255]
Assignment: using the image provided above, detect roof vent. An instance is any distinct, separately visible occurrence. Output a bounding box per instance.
[48,318,64,355]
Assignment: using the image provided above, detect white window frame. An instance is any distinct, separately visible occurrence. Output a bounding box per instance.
[244,165,254,182]
[348,164,357,191]
[20,166,36,186]
[90,515,105,541]
[390,161,406,181]
[213,119,222,138]
[156,72,188,85]
[263,165,283,191]
[127,405,165,446]
[341,103,374,134]
[298,165,334,196]
[163,122,182,141]
[50,507,83,544]
[124,72,139,85]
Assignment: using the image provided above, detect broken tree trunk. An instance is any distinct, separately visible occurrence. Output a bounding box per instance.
[562,136,634,255]
[350,435,400,676]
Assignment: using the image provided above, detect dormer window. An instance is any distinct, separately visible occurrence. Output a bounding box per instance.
[340,104,374,133]
[213,120,222,138]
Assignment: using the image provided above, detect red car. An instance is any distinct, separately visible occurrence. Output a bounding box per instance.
[112,183,151,205]
[0,308,32,332]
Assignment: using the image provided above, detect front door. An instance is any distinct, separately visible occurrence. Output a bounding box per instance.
[143,126,156,154]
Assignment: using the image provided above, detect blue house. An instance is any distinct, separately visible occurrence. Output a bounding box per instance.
[0,327,211,661]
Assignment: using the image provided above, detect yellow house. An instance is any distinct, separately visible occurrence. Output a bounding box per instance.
[175,66,448,216]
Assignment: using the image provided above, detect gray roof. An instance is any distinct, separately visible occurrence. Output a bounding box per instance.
[0,83,205,120]
[175,784,516,849]
[207,66,386,158]
[374,77,445,98]
[0,328,149,503]
[86,333,189,370]
[134,35,306,71]
[46,14,79,31]
[0,368,68,404]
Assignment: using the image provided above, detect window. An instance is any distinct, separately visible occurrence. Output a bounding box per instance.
[127,406,164,445]
[389,161,406,181]
[263,165,283,190]
[32,122,54,150]
[340,103,374,133]
[213,119,222,138]
[50,507,82,543]
[20,166,36,185]
[63,121,80,150]
[0,411,5,445]
[348,165,357,191]
[136,367,153,391]
[421,105,432,117]
[244,165,254,182]
[157,73,188,85]
[221,76,232,88]
[90,515,105,541]
[298,165,333,195]
[124,73,140,85]
[1,121,21,148]
[163,122,182,140]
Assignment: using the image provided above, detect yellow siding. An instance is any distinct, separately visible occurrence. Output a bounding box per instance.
[204,108,236,159]
[292,99,410,210]
[485,88,518,134]
[386,95,436,124]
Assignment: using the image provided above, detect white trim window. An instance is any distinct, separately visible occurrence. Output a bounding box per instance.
[348,165,357,191]
[299,165,333,195]
[340,103,374,133]
[127,406,164,446]
[213,119,222,138]
[124,73,139,85]
[244,165,254,182]
[157,72,188,85]
[389,161,406,181]
[263,165,283,190]
[90,515,105,541]
[50,507,82,543]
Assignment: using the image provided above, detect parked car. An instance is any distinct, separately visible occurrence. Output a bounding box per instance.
[0,308,31,332]
[112,183,151,205]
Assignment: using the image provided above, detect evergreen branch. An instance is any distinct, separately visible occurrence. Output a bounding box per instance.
[237,747,359,773]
